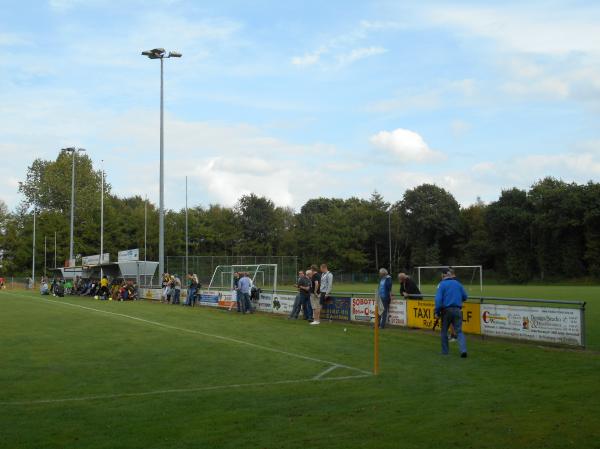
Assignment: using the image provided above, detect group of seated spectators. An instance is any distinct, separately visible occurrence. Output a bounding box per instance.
[39,275,138,301]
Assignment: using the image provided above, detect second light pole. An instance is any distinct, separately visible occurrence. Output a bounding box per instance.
[141,47,182,278]
[62,147,86,266]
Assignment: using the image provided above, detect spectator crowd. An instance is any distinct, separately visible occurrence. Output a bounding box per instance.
[39,275,139,301]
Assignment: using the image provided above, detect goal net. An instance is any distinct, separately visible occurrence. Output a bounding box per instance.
[416,265,483,294]
[207,264,278,293]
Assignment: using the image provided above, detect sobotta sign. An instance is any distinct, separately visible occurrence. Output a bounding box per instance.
[351,298,375,322]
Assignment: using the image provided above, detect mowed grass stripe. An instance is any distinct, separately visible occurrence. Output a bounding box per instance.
[2,290,370,375]
[0,292,356,404]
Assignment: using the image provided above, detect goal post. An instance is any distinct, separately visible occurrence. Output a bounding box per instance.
[208,264,278,293]
[416,265,483,293]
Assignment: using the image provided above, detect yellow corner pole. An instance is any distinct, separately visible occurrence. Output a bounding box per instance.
[374,299,380,375]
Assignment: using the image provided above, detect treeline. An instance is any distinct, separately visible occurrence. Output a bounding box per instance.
[2,152,600,282]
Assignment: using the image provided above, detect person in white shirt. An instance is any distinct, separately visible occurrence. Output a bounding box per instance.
[319,264,333,319]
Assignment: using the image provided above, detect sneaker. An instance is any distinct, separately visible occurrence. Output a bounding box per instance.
[310,321,320,325]
[449,337,457,342]
[461,352,468,358]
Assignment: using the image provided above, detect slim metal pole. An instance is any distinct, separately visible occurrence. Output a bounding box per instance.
[100,161,104,278]
[144,196,147,262]
[374,299,380,375]
[388,209,392,274]
[159,57,165,278]
[480,265,483,293]
[185,176,189,277]
[69,150,76,265]
[32,206,36,286]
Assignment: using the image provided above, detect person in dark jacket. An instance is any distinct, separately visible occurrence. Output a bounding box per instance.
[434,267,468,358]
[398,273,421,299]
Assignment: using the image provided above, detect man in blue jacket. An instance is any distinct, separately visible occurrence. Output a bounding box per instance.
[434,267,468,357]
[378,268,393,329]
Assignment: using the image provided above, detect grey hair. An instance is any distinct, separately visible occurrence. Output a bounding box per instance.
[379,268,388,275]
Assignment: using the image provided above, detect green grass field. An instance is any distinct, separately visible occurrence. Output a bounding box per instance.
[1,288,599,449]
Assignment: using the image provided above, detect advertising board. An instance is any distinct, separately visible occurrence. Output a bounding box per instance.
[480,304,582,346]
[406,300,481,334]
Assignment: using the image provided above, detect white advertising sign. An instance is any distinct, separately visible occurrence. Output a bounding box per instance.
[351,297,375,323]
[82,253,110,265]
[118,249,140,262]
[388,299,408,326]
[270,293,297,315]
[350,297,406,326]
[480,304,583,346]
[257,293,274,313]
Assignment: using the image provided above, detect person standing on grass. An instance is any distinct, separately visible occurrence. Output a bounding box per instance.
[98,275,109,300]
[172,274,182,305]
[237,272,253,314]
[319,264,333,320]
[378,268,392,329]
[309,265,322,325]
[289,271,306,319]
[233,272,242,312]
[186,273,199,306]
[434,267,468,358]
[398,272,421,299]
[297,270,312,321]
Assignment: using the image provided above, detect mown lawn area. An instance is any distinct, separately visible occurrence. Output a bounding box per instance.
[1,289,599,449]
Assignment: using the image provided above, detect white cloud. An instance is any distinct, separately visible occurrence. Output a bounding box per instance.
[366,79,476,114]
[370,128,443,162]
[385,143,600,207]
[367,91,441,114]
[198,157,294,207]
[291,20,394,68]
[450,119,471,137]
[336,46,386,66]
[0,32,30,47]
[422,5,600,105]
[291,48,326,67]
[426,5,600,56]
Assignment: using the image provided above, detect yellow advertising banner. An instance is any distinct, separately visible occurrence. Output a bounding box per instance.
[406,300,481,335]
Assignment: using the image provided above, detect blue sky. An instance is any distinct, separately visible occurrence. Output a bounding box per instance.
[1,0,600,210]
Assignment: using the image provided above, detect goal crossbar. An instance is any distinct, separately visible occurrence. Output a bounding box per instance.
[208,264,278,292]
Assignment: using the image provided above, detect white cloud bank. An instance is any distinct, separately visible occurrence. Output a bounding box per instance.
[370,128,443,162]
[291,20,394,68]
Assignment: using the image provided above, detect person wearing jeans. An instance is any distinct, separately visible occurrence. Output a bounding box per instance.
[297,271,312,321]
[289,271,306,319]
[378,268,392,328]
[172,275,182,305]
[237,273,253,314]
[434,267,468,357]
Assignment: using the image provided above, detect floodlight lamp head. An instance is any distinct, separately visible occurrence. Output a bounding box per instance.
[168,51,182,58]
[151,48,166,56]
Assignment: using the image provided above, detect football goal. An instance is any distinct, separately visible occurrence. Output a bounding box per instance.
[416,265,483,293]
[207,264,278,293]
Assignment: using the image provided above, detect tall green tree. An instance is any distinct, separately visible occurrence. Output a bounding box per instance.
[486,188,535,282]
[400,184,462,266]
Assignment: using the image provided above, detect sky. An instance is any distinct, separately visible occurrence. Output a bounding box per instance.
[1,0,600,211]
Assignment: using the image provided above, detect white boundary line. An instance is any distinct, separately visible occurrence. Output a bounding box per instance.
[0,374,371,406]
[313,364,341,380]
[2,292,372,377]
